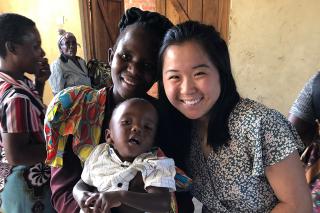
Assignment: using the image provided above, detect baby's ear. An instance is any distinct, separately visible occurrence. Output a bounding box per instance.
[107,48,114,66]
[105,129,113,144]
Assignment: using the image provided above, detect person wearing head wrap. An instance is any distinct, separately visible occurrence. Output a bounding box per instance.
[48,29,91,95]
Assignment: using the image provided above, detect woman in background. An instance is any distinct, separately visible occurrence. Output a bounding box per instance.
[288,72,320,211]
[0,13,54,213]
[49,29,91,95]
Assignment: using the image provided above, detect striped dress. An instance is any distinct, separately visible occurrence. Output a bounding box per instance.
[0,72,54,213]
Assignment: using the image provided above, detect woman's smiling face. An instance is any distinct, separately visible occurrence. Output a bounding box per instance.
[162,41,221,120]
[111,25,158,102]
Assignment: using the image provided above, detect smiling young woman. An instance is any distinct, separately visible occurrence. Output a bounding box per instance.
[158,20,312,213]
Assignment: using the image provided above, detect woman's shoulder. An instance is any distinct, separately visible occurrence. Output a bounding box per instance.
[51,57,64,65]
[230,98,287,127]
[231,98,273,117]
[76,56,86,63]
[0,76,41,104]
[229,99,304,161]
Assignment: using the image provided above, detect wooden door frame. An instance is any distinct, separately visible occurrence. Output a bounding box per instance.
[156,0,230,42]
[79,0,124,61]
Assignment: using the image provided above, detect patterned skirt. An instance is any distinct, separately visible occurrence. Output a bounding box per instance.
[0,164,55,213]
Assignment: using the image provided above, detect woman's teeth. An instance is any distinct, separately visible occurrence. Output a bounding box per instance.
[181,97,202,105]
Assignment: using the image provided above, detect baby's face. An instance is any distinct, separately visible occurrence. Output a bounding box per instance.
[108,100,158,162]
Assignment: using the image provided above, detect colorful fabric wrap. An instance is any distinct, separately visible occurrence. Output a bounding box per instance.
[44,86,106,167]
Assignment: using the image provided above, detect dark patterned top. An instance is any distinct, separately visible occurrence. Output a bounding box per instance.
[186,98,304,213]
[289,72,318,123]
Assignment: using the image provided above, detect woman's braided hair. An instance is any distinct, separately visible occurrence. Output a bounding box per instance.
[118,7,173,42]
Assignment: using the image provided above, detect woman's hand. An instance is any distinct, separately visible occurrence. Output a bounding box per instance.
[73,179,100,213]
[35,57,51,83]
[77,191,97,213]
[34,57,51,97]
[85,191,122,213]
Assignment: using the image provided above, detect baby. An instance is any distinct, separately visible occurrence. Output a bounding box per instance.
[73,98,176,213]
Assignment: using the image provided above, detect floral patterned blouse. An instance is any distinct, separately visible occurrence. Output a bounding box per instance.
[186,98,304,212]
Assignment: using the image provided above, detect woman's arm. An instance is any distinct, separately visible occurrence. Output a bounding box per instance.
[288,113,317,146]
[86,186,171,213]
[266,151,312,213]
[2,132,46,165]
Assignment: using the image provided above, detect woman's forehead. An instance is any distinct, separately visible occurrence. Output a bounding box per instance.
[121,24,158,43]
[117,25,159,56]
[21,27,40,43]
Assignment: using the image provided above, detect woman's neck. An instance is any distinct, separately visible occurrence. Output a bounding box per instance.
[193,116,213,158]
[112,88,125,105]
[195,115,209,128]
[0,64,24,80]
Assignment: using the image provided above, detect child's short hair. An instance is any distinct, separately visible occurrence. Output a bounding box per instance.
[111,98,158,121]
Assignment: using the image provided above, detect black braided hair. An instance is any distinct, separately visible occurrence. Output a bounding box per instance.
[0,13,35,58]
[118,7,173,43]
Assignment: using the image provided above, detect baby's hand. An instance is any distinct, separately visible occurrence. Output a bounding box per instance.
[79,191,96,213]
[85,191,122,213]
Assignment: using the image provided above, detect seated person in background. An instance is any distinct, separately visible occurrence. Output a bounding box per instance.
[288,72,320,146]
[73,98,176,213]
[49,29,91,95]
[288,72,320,212]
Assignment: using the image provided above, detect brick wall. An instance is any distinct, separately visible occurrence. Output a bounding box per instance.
[124,0,156,11]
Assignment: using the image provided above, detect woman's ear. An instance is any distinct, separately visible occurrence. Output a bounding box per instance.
[107,48,114,66]
[5,41,16,54]
[105,129,113,144]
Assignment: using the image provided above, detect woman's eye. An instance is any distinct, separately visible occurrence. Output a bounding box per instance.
[168,75,179,80]
[194,72,207,78]
[33,44,41,50]
[195,72,206,76]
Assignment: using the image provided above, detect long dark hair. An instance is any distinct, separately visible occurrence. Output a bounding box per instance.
[158,20,240,150]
